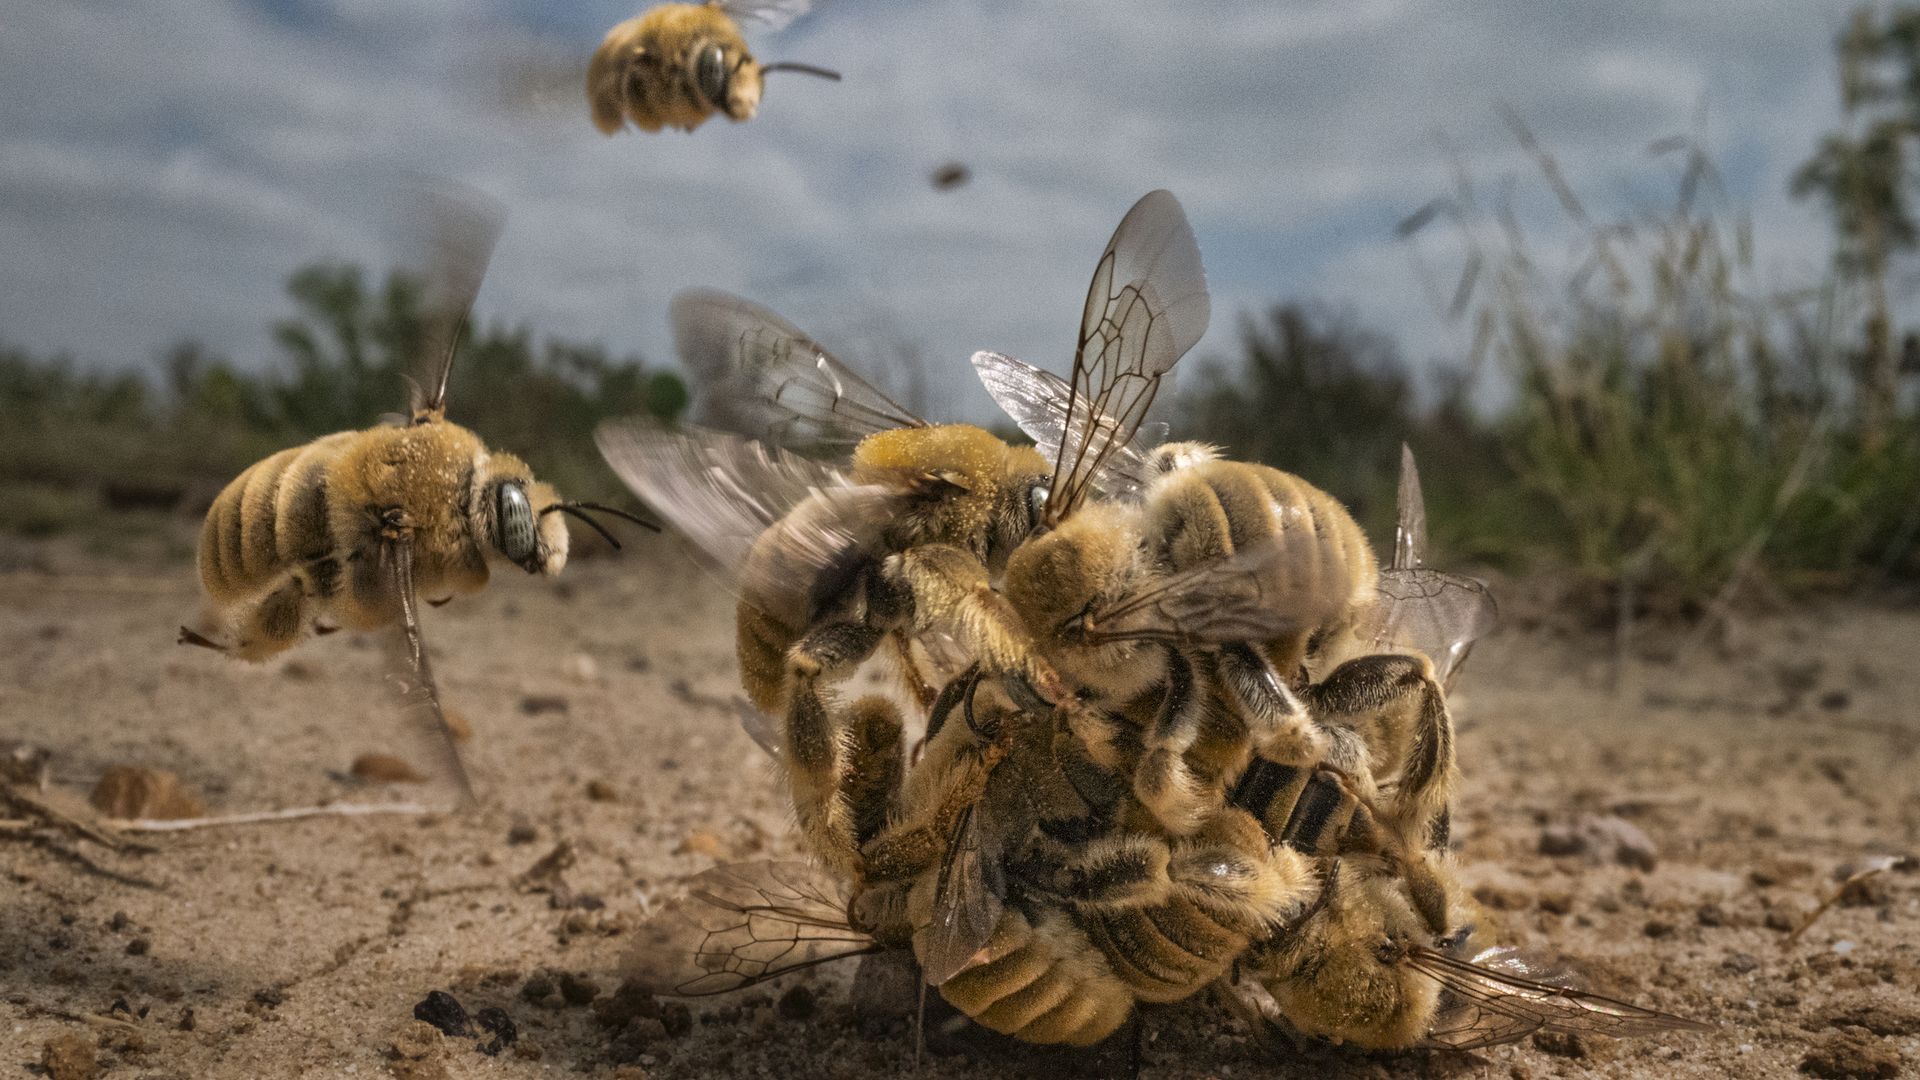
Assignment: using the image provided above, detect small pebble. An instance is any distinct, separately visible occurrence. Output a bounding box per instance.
[412,990,473,1038]
[474,1006,517,1056]
[777,985,817,1021]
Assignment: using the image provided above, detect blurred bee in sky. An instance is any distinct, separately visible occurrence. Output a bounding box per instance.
[180,188,654,802]
[588,0,841,135]
[597,189,1210,877]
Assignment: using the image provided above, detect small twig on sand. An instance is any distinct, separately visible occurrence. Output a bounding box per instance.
[105,802,444,832]
[0,786,155,853]
[1786,856,1913,946]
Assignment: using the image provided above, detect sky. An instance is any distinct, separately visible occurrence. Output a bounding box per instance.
[0,0,1867,422]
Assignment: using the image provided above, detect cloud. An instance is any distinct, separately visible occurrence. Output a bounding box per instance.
[0,0,1867,426]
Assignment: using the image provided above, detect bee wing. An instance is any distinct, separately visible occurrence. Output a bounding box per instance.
[1393,443,1428,572]
[407,183,506,421]
[1408,945,1711,1051]
[625,860,880,996]
[595,416,894,585]
[379,536,477,807]
[712,0,813,32]
[916,802,1008,987]
[1045,190,1210,521]
[733,696,783,762]
[971,350,1168,501]
[672,288,927,456]
[1361,569,1499,687]
[1085,530,1352,648]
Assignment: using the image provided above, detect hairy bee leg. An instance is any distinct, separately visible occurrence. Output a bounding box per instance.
[177,626,226,652]
[1132,652,1211,836]
[889,630,939,711]
[885,543,1066,703]
[1169,807,1318,929]
[1307,654,1455,843]
[228,578,312,662]
[1216,643,1327,765]
[842,696,904,848]
[1021,833,1175,911]
[783,677,860,877]
[788,619,890,683]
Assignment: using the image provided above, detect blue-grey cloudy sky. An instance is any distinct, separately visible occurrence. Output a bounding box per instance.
[0,0,1862,420]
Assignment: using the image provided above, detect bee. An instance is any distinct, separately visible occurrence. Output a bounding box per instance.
[629,667,1314,1050]
[626,677,1704,1055]
[588,1,840,135]
[983,337,1496,847]
[1232,859,1712,1051]
[597,189,1210,876]
[179,189,654,800]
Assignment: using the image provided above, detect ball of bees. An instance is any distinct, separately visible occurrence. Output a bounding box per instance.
[588,0,840,135]
[180,187,653,802]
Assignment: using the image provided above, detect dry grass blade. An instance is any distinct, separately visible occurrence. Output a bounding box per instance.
[103,802,443,832]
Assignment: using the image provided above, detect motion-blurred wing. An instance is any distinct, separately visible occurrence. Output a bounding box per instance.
[1411,945,1711,1051]
[380,537,477,807]
[1393,443,1428,571]
[1045,190,1209,521]
[916,803,1006,987]
[714,0,812,31]
[1362,569,1498,687]
[625,861,879,996]
[594,417,892,588]
[971,350,1167,501]
[408,183,506,421]
[672,288,926,456]
[1086,531,1351,648]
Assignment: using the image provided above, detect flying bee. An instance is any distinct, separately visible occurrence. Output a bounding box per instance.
[588,0,840,135]
[597,189,1210,878]
[180,188,655,801]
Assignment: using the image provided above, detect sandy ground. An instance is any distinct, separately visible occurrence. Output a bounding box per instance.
[2,534,1917,1079]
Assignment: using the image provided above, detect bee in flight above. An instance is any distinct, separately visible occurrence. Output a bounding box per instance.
[589,0,841,135]
[179,186,655,804]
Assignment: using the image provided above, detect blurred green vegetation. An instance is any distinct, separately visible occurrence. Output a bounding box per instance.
[0,262,686,543]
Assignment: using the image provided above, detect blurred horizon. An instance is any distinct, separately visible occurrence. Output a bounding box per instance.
[0,0,1869,421]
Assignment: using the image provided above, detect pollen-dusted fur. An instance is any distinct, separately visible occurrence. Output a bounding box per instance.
[1003,461,1387,836]
[1248,858,1463,1050]
[735,423,1055,877]
[588,4,762,134]
[195,422,568,661]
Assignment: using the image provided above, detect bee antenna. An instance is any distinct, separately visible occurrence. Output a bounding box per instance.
[761,61,841,81]
[539,502,661,550]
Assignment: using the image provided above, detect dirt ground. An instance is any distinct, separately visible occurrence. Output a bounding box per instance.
[3,533,1917,1080]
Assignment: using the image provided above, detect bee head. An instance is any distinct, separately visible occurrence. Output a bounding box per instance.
[474,454,569,576]
[694,40,762,120]
[1003,503,1151,691]
[850,425,1048,563]
[1253,861,1444,1051]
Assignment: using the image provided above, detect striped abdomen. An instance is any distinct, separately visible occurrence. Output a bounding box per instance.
[936,906,1137,1047]
[197,431,353,609]
[1145,460,1378,677]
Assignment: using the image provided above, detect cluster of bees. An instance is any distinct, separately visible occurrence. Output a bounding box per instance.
[176,0,1711,1062]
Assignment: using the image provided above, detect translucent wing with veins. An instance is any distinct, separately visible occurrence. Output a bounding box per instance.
[1044,190,1210,522]
[1411,945,1711,1050]
[1082,530,1354,648]
[1365,446,1498,686]
[671,288,926,456]
[916,802,1007,987]
[626,861,879,996]
[971,349,1170,501]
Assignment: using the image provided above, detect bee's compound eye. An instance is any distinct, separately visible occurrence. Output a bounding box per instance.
[1026,483,1050,524]
[496,482,537,564]
[695,43,729,106]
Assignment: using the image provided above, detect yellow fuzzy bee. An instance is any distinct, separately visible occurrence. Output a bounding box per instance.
[588,0,840,135]
[180,189,654,801]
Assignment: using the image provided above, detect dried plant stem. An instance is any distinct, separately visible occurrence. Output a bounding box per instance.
[105,802,442,832]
